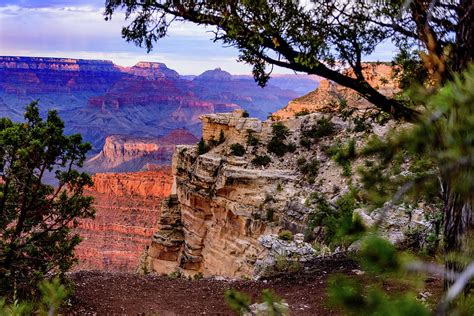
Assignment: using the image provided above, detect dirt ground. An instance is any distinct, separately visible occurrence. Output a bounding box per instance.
[63,256,442,315]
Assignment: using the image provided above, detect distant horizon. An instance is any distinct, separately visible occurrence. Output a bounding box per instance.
[0,54,323,78]
[0,1,397,75]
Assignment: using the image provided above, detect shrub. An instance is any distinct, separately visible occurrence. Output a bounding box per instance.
[287,142,297,153]
[278,230,294,241]
[271,122,290,138]
[198,138,209,155]
[218,129,225,144]
[252,154,271,167]
[267,138,288,156]
[326,139,356,177]
[266,208,275,221]
[230,143,246,156]
[246,129,259,146]
[295,108,310,117]
[302,117,335,139]
[352,116,372,132]
[267,122,294,156]
[300,137,312,149]
[299,158,319,182]
[242,110,249,117]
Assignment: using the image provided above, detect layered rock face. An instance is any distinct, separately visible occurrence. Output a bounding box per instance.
[142,111,305,277]
[85,129,198,172]
[274,63,398,119]
[73,168,173,271]
[142,105,431,278]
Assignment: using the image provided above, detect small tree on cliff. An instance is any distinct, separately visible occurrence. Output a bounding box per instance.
[0,102,94,300]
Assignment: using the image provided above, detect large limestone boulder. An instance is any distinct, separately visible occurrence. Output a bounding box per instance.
[253,234,316,279]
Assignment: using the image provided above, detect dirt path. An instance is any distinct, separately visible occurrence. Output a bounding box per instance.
[64,257,357,315]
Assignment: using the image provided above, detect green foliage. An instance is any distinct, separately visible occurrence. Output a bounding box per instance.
[302,117,336,139]
[252,155,271,167]
[328,275,430,316]
[197,138,209,155]
[246,130,259,146]
[275,255,301,273]
[230,143,246,156]
[225,289,288,316]
[218,130,226,144]
[298,158,319,183]
[266,208,274,222]
[193,272,203,280]
[299,137,311,149]
[295,109,310,117]
[306,190,363,247]
[0,278,67,315]
[224,289,251,314]
[242,110,249,118]
[267,123,294,157]
[352,116,372,133]
[260,289,288,316]
[38,278,68,315]
[0,102,94,300]
[278,230,293,241]
[359,236,400,273]
[325,139,357,177]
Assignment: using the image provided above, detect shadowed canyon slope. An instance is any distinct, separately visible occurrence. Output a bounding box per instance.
[73,168,173,271]
[0,56,318,156]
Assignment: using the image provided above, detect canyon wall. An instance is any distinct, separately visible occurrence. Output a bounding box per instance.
[73,168,173,271]
[141,111,310,277]
[273,63,398,119]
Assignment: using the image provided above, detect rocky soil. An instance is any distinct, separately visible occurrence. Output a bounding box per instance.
[63,255,442,315]
[65,256,355,315]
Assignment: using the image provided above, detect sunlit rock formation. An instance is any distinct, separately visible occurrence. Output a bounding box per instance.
[273,63,398,119]
[73,168,173,271]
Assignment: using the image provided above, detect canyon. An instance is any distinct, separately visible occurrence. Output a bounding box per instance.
[0,56,318,164]
[73,168,173,271]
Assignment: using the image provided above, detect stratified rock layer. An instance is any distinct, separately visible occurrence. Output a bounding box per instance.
[142,111,302,277]
[273,63,398,119]
[73,168,173,271]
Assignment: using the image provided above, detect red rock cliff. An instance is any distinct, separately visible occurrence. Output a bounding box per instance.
[73,168,173,272]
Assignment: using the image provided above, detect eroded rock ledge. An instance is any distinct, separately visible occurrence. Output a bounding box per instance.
[140,111,305,277]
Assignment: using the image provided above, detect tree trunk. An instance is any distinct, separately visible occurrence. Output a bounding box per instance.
[442,180,474,291]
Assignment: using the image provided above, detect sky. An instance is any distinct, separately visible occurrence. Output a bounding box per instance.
[0,0,397,75]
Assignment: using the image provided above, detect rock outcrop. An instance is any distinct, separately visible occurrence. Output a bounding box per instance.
[141,106,430,278]
[273,63,398,119]
[73,168,173,271]
[141,110,334,277]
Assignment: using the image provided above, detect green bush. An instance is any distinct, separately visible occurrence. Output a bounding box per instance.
[230,143,246,156]
[299,158,319,182]
[267,138,289,156]
[271,122,290,138]
[352,116,372,132]
[300,137,312,149]
[242,110,250,117]
[266,208,275,221]
[278,230,294,241]
[303,117,335,139]
[295,108,310,117]
[252,154,271,167]
[197,138,209,155]
[267,122,294,156]
[246,129,259,146]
